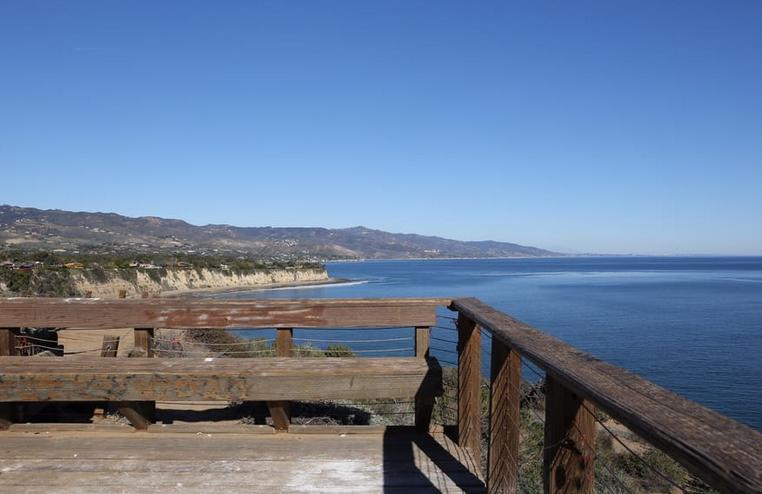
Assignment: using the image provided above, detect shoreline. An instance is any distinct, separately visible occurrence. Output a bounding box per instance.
[162,277,355,298]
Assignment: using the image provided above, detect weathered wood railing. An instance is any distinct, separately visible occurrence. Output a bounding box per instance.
[0,298,447,431]
[450,297,762,494]
[1,297,761,494]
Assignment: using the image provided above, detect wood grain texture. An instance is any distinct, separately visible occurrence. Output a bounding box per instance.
[268,328,293,431]
[0,328,18,429]
[0,428,484,493]
[543,377,595,494]
[0,298,446,329]
[129,328,155,428]
[0,356,442,402]
[0,328,17,356]
[415,327,434,432]
[133,328,153,357]
[451,297,762,494]
[116,402,153,431]
[487,338,521,494]
[100,335,120,357]
[457,313,481,472]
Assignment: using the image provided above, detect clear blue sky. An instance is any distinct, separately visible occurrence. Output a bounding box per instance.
[1,1,760,255]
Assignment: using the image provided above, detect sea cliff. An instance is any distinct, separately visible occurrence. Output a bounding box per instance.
[69,267,329,298]
[0,265,329,298]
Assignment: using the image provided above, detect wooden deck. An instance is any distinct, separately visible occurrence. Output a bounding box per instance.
[0,426,484,493]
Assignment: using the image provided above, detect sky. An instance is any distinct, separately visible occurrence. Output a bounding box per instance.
[1,1,761,255]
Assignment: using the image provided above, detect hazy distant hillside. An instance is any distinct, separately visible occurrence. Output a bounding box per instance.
[0,205,557,260]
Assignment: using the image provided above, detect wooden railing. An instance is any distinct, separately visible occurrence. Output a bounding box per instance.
[0,297,760,493]
[0,298,447,431]
[450,297,762,494]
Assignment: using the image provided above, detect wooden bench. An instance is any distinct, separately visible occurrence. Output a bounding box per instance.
[0,355,442,430]
[0,298,450,432]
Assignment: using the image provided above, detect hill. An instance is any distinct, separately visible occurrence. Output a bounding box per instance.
[0,205,557,260]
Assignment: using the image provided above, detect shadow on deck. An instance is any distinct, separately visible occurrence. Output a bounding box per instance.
[0,424,484,493]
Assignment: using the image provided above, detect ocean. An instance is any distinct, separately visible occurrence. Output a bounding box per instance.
[222,256,762,431]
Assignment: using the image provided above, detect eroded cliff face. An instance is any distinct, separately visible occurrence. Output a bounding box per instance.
[68,267,328,298]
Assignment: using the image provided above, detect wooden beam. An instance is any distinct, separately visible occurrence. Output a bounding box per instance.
[451,297,762,494]
[543,376,595,494]
[487,337,521,494]
[116,402,153,431]
[0,298,447,329]
[0,357,442,402]
[0,328,16,357]
[415,326,434,432]
[0,328,17,429]
[268,328,293,431]
[457,313,481,471]
[125,328,155,430]
[133,328,153,357]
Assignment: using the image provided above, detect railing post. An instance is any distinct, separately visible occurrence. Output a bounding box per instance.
[134,328,154,357]
[121,328,155,430]
[457,312,481,471]
[487,336,521,494]
[268,328,293,431]
[100,335,120,357]
[0,328,17,430]
[415,326,434,432]
[543,375,596,494]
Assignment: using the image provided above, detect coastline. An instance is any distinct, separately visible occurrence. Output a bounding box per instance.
[162,277,355,297]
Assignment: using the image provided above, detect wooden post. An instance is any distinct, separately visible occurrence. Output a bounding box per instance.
[457,313,481,470]
[94,336,120,418]
[0,328,17,430]
[0,328,16,357]
[543,376,596,494]
[487,337,521,494]
[122,328,155,430]
[415,326,434,432]
[268,328,292,431]
[134,328,153,357]
[100,335,120,357]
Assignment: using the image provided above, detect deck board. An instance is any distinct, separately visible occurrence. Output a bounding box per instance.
[0,427,484,493]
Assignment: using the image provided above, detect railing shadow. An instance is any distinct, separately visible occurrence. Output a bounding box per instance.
[381,426,485,493]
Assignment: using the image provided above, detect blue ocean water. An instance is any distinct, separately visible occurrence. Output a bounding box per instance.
[223,257,762,431]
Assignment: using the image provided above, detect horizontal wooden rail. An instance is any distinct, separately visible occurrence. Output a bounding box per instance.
[451,297,762,494]
[0,297,449,329]
[0,356,442,402]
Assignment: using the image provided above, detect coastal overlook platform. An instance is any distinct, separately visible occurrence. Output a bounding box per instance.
[0,297,760,493]
[0,426,482,493]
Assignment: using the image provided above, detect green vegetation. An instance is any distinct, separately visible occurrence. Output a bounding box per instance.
[0,263,76,297]
[0,248,325,296]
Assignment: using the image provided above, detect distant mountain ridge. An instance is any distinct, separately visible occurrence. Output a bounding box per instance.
[0,205,558,260]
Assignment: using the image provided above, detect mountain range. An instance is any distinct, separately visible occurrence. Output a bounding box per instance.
[0,205,558,260]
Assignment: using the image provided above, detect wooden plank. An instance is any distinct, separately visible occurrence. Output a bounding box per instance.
[100,335,120,357]
[126,328,155,429]
[116,402,153,431]
[451,297,762,494]
[147,423,275,434]
[543,376,595,494]
[0,298,446,329]
[0,429,484,493]
[94,335,121,417]
[487,337,521,494]
[414,326,434,432]
[0,328,16,356]
[0,357,442,402]
[457,313,481,472]
[268,328,292,431]
[0,328,17,429]
[133,328,153,357]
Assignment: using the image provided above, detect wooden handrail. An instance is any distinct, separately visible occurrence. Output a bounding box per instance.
[451,297,762,494]
[0,297,450,329]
